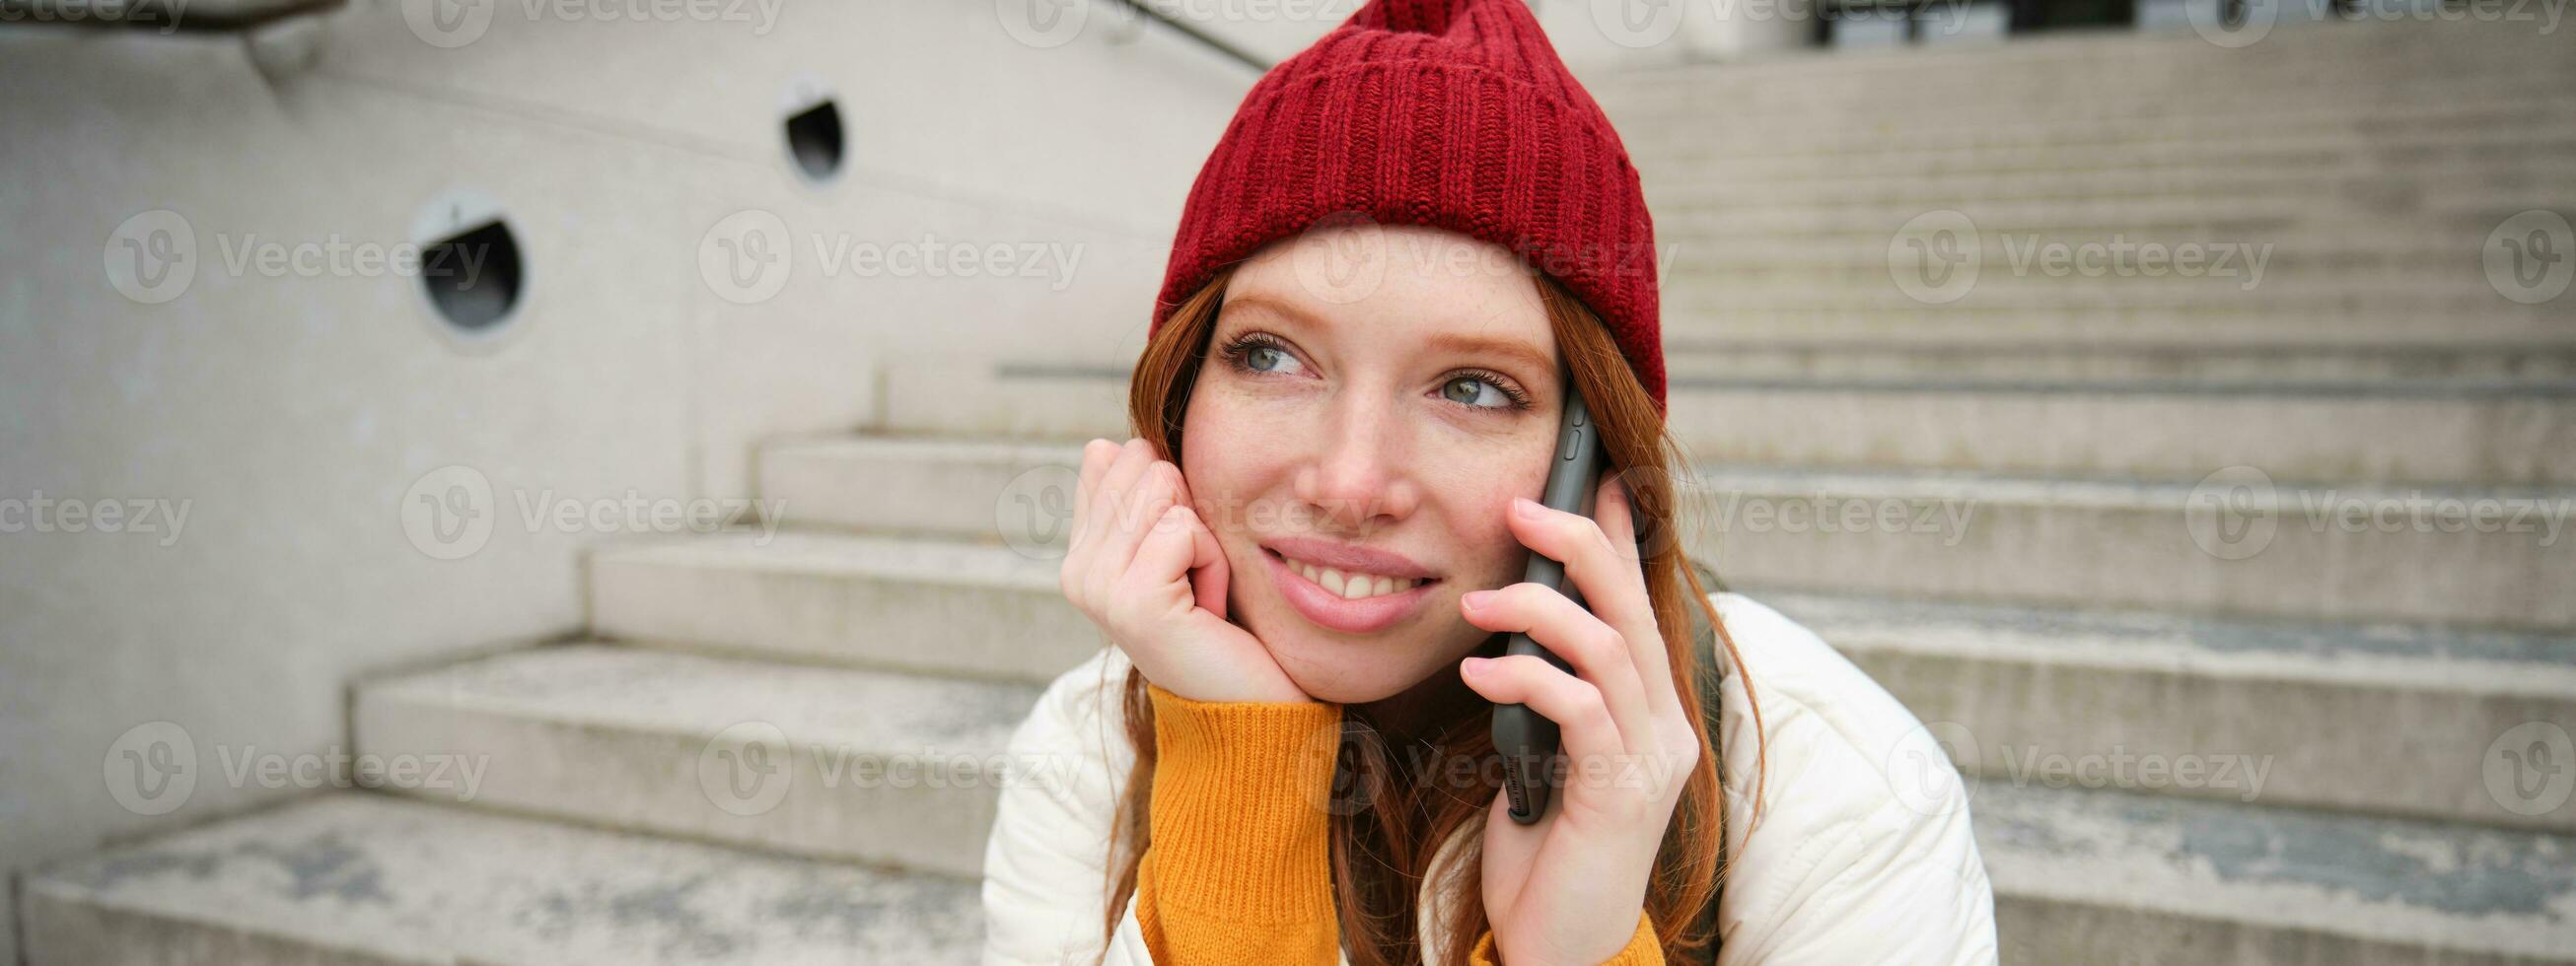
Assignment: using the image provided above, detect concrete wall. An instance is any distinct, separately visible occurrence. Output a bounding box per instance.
[0,1,1257,957]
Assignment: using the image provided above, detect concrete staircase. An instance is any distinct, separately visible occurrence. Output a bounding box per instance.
[24,15,2576,966]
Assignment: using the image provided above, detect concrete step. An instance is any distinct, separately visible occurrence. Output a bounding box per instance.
[1592,21,2571,105]
[1658,339,2576,383]
[1641,164,2570,211]
[1767,591,2576,832]
[1627,114,2576,172]
[1975,783,2576,965]
[588,530,1091,682]
[758,438,2576,627]
[868,360,2576,485]
[1606,77,2576,131]
[1633,133,2576,183]
[1660,190,2576,236]
[355,643,1042,877]
[1654,204,2517,243]
[1657,308,2576,349]
[1667,279,2537,314]
[1615,100,2576,158]
[1687,466,2574,628]
[19,793,981,966]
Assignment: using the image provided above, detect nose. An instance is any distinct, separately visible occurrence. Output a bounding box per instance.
[1292,397,1420,532]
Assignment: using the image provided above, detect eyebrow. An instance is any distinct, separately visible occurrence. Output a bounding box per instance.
[1221,293,1557,376]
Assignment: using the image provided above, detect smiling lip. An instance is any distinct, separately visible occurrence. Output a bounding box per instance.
[1261,547,1440,635]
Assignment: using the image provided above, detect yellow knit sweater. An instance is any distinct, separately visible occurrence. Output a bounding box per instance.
[1136,681,1666,965]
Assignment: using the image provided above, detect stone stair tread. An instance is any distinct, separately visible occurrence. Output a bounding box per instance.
[592,528,1055,588]
[1974,782,2576,962]
[21,792,980,965]
[362,641,1041,756]
[1764,589,2576,690]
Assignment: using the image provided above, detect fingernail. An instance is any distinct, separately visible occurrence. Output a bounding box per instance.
[1513,497,1539,518]
[1462,589,1492,609]
[1462,656,1487,676]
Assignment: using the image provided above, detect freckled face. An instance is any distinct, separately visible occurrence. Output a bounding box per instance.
[1178,224,1562,705]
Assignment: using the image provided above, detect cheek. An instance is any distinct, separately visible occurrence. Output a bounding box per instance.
[1180,391,1279,539]
[1447,455,1553,581]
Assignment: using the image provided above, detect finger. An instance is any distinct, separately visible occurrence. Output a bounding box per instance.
[1081,442,1155,604]
[1126,504,1197,602]
[1074,439,1122,543]
[1462,583,1650,752]
[1186,508,1231,619]
[1590,474,1680,716]
[1461,654,1623,767]
[1087,439,1154,547]
[1506,491,1671,718]
[1095,461,1177,603]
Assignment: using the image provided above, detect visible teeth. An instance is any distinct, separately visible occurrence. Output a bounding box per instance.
[1284,555,1423,600]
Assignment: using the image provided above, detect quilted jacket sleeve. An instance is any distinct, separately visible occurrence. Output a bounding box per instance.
[1705,593,2001,966]
[981,649,1144,966]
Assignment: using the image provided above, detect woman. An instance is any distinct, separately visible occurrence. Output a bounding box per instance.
[981,1,1998,963]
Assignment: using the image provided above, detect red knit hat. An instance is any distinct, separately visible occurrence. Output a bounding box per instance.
[1150,0,1667,415]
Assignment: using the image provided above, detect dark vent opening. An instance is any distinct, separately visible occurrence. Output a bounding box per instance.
[785,100,844,180]
[420,220,523,333]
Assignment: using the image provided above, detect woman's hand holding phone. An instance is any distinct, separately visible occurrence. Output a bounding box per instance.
[1458,477,1701,965]
[1061,438,1312,705]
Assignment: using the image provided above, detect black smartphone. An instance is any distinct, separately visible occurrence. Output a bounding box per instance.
[1490,379,1605,825]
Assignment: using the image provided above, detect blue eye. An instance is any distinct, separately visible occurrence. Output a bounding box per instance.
[1443,372,1534,412]
[1220,332,1305,377]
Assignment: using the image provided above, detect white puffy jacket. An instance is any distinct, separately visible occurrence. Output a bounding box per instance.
[979,591,2000,965]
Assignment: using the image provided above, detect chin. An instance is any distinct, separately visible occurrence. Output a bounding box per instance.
[1267,635,1423,705]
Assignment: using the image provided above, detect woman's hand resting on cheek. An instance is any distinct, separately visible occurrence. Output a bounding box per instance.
[1459,477,1700,965]
[1062,438,1312,705]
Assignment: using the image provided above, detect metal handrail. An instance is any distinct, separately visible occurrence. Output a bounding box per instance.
[1109,0,1275,71]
